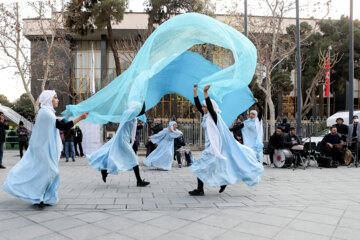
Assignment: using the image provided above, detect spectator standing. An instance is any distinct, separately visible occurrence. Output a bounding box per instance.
[0,112,9,169]
[229,116,244,144]
[278,118,291,134]
[16,121,29,158]
[64,126,76,162]
[74,124,84,157]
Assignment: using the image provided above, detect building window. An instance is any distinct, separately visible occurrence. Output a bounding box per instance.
[73,41,101,102]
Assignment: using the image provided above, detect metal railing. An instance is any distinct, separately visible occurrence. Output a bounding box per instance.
[137,116,327,149]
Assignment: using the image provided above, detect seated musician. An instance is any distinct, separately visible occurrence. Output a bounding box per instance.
[284,127,302,166]
[267,127,284,167]
[284,127,301,149]
[347,116,360,157]
[321,126,344,164]
[334,117,348,141]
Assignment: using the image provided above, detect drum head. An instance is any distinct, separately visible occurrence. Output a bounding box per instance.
[273,149,293,168]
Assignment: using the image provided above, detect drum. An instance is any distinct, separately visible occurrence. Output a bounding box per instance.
[291,145,304,151]
[273,149,294,168]
[344,149,353,166]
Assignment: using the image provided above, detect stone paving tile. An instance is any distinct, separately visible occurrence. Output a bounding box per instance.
[0,216,35,232]
[1,224,52,240]
[40,216,87,231]
[274,229,331,240]
[119,223,169,240]
[24,211,66,223]
[295,212,340,225]
[215,230,271,240]
[175,222,227,240]
[71,211,114,223]
[92,216,139,232]
[2,151,360,239]
[92,233,135,240]
[197,212,244,229]
[34,233,71,240]
[332,226,360,240]
[146,215,191,231]
[287,219,336,236]
[233,221,282,238]
[61,224,110,240]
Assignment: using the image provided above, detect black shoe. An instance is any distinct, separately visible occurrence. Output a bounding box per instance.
[188,189,204,196]
[0,165,6,169]
[72,158,75,162]
[101,169,108,183]
[262,162,268,166]
[35,201,45,210]
[137,179,150,187]
[219,185,227,193]
[65,159,69,162]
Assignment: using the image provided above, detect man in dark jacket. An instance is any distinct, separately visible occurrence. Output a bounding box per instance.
[64,127,76,162]
[74,124,84,157]
[174,134,192,168]
[229,116,244,144]
[268,127,284,167]
[16,121,29,158]
[151,119,163,135]
[278,118,291,134]
[284,127,301,149]
[0,112,9,169]
[334,118,348,141]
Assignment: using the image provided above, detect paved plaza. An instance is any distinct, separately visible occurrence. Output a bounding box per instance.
[1,150,360,240]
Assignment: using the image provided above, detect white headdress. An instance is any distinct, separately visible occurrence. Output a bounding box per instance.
[250,109,260,133]
[39,90,56,114]
[202,99,225,159]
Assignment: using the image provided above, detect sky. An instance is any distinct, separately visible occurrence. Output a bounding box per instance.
[0,0,359,102]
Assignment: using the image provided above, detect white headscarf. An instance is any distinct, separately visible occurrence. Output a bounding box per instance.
[39,90,56,115]
[250,109,260,134]
[202,99,225,159]
[168,121,177,132]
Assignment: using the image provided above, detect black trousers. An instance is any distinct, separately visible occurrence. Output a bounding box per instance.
[19,141,28,158]
[324,147,344,164]
[74,141,84,156]
[175,151,192,165]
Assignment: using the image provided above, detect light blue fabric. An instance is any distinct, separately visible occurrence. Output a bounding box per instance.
[2,108,61,205]
[62,13,257,127]
[87,118,138,174]
[242,119,264,162]
[189,114,263,186]
[144,126,182,170]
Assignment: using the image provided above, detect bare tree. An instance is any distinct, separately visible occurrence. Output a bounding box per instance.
[225,0,331,134]
[0,1,72,116]
[302,49,341,116]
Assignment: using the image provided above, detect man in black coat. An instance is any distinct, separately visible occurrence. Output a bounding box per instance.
[0,112,9,169]
[268,127,284,166]
[334,118,348,141]
[321,126,344,164]
[278,118,291,134]
[151,119,163,135]
[64,127,76,162]
[74,124,84,157]
[229,116,244,144]
[16,121,29,158]
[284,127,301,149]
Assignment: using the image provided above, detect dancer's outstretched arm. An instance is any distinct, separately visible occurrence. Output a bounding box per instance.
[193,84,204,115]
[204,85,217,124]
[56,113,88,130]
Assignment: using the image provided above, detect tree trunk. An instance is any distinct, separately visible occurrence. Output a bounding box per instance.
[267,92,276,135]
[107,21,121,76]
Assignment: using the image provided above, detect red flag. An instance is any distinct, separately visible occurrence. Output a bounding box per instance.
[325,57,330,97]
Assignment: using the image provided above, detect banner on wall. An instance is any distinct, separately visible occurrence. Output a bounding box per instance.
[77,122,103,155]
